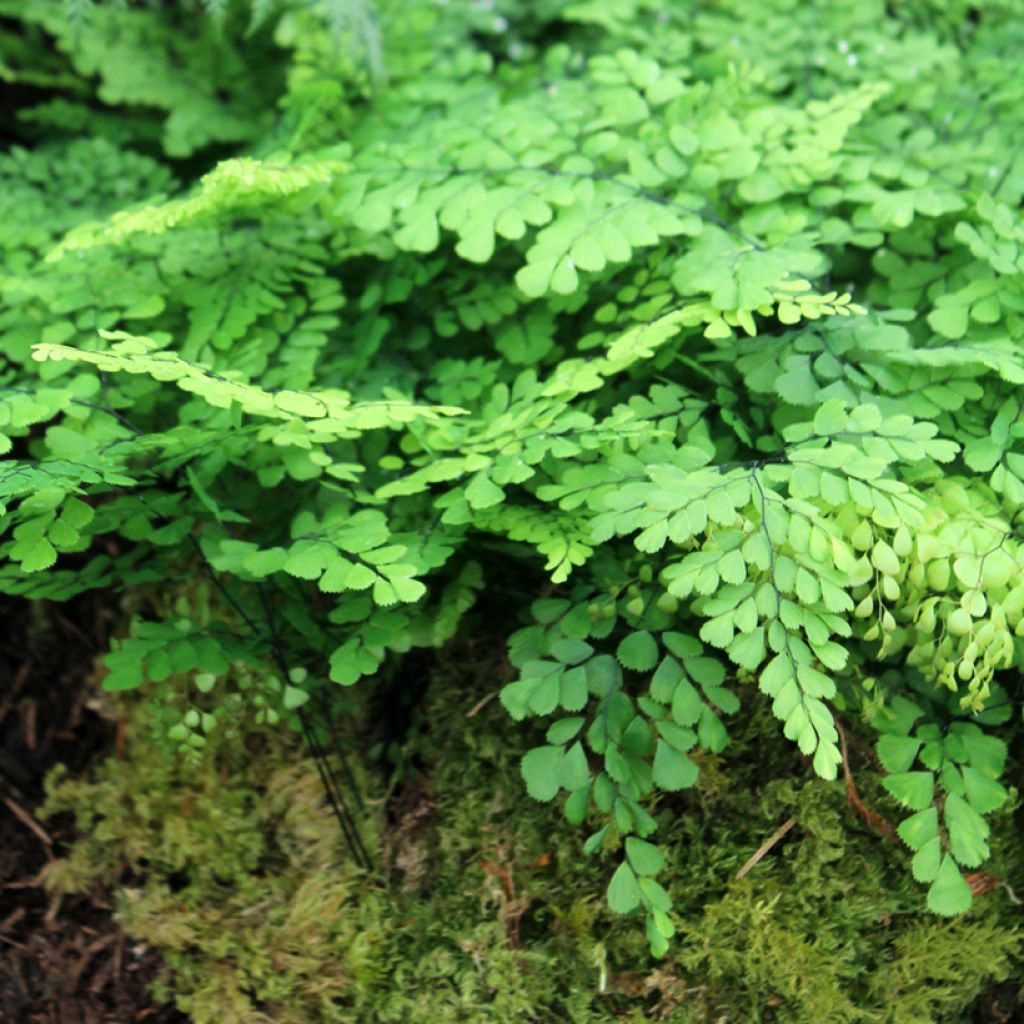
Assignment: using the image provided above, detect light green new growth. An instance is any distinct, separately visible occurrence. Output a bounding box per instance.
[49,155,346,255]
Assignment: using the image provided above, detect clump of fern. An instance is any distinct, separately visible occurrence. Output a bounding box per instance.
[4,0,1024,961]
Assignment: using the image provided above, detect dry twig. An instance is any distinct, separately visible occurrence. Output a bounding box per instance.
[735,817,797,880]
[3,795,53,849]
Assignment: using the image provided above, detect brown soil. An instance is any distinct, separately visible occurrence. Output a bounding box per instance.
[0,594,185,1024]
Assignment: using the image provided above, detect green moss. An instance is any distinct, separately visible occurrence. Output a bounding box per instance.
[869,920,1022,1024]
[40,660,1023,1023]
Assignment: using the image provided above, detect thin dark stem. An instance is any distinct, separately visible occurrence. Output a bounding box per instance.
[256,582,372,870]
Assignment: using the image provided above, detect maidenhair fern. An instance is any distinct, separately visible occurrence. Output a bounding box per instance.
[3,0,1024,954]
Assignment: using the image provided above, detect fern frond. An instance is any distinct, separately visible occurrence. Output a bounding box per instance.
[50,155,345,255]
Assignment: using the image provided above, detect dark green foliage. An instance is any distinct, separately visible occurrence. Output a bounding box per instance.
[4,2,288,157]
[5,0,1024,956]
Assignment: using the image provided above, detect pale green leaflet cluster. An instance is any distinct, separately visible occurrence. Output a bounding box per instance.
[3,0,1024,952]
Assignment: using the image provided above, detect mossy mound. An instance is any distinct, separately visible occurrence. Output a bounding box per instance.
[41,654,1024,1023]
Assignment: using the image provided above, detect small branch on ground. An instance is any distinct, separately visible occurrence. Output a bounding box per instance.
[3,795,53,850]
[735,816,797,880]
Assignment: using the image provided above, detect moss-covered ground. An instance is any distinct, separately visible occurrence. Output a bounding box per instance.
[40,645,1024,1023]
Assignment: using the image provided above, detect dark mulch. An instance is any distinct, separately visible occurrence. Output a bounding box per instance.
[0,594,185,1024]
[975,982,1024,1024]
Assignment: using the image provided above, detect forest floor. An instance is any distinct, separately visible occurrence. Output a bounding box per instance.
[0,594,185,1024]
[0,598,1019,1019]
